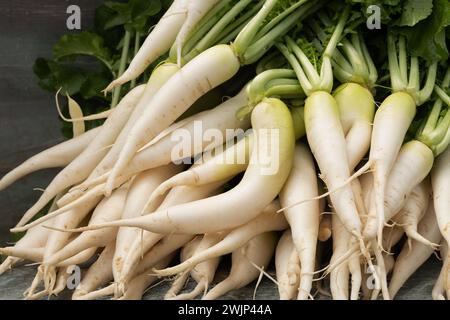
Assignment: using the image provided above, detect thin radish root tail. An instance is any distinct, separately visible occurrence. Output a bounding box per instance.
[406,229,441,251]
[277,161,372,213]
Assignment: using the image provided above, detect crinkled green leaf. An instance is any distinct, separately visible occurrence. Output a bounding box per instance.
[396,0,433,26]
[53,32,114,73]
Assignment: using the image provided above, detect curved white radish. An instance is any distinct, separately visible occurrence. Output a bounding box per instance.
[279,143,319,299]
[388,203,442,298]
[146,134,253,204]
[15,85,145,227]
[87,64,180,183]
[72,241,116,300]
[70,87,251,196]
[154,201,287,276]
[0,127,101,191]
[392,180,437,249]
[119,181,224,286]
[432,241,448,300]
[330,214,351,300]
[44,187,128,266]
[75,98,295,234]
[275,230,300,300]
[105,44,241,195]
[363,140,434,241]
[333,83,375,171]
[113,165,182,283]
[104,0,188,92]
[202,232,278,300]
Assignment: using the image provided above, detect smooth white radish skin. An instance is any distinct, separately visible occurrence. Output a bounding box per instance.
[147,134,253,204]
[276,230,300,300]
[0,127,101,191]
[174,0,221,64]
[104,0,187,92]
[167,234,222,300]
[203,232,278,300]
[106,44,241,195]
[165,236,202,299]
[45,187,128,266]
[388,203,442,298]
[367,92,417,247]
[87,64,180,183]
[333,83,375,171]
[119,254,176,300]
[432,146,450,248]
[363,140,434,242]
[432,241,448,300]
[279,143,319,300]
[393,180,437,249]
[304,91,362,244]
[85,98,295,234]
[72,242,115,300]
[431,146,450,298]
[15,85,145,227]
[119,182,223,285]
[155,201,287,277]
[330,214,351,300]
[113,165,181,283]
[73,87,251,194]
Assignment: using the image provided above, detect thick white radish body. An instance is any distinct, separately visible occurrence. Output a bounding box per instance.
[84,98,295,234]
[363,140,434,241]
[367,92,417,246]
[432,241,448,300]
[113,165,181,282]
[16,85,145,227]
[431,146,450,246]
[72,242,115,300]
[73,87,250,194]
[104,0,187,91]
[0,127,100,191]
[393,180,436,248]
[333,83,375,171]
[106,44,241,195]
[167,234,223,300]
[388,203,442,298]
[155,201,286,277]
[119,254,176,300]
[147,134,253,203]
[431,146,450,299]
[330,214,351,300]
[44,187,128,266]
[276,230,300,300]
[88,64,180,182]
[119,182,223,285]
[304,92,362,242]
[279,143,319,299]
[203,232,278,300]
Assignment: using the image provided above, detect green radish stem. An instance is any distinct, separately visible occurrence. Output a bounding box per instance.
[111,30,132,108]
[0,127,101,191]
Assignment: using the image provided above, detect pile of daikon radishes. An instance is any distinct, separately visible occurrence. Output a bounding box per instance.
[0,0,449,300]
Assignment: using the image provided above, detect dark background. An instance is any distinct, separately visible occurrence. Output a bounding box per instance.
[0,0,104,243]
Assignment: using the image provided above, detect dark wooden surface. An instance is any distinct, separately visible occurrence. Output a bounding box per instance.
[0,1,443,300]
[0,0,104,244]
